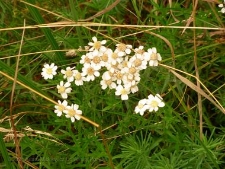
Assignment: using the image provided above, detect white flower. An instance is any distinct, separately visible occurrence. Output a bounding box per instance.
[100,71,116,90]
[218,1,225,13]
[115,43,132,56]
[219,3,224,8]
[88,36,107,55]
[121,61,139,75]
[134,46,145,58]
[135,99,148,116]
[87,51,104,70]
[115,85,130,100]
[41,63,58,80]
[80,54,91,65]
[146,94,165,112]
[129,55,147,70]
[64,104,82,122]
[81,63,100,82]
[57,81,72,99]
[122,74,135,88]
[112,70,124,85]
[61,67,75,82]
[144,48,162,66]
[109,50,124,66]
[100,48,113,68]
[54,100,68,116]
[74,70,85,86]
[121,65,140,90]
[130,84,139,94]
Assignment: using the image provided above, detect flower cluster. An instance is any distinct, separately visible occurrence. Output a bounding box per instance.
[135,94,165,116]
[78,37,162,100]
[218,0,225,13]
[54,100,82,122]
[41,36,165,122]
[41,64,83,122]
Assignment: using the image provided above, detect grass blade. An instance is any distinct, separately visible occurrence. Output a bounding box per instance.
[0,60,48,97]
[170,70,225,114]
[0,133,13,169]
[25,0,65,63]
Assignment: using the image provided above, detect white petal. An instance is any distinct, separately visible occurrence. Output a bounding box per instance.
[148,94,154,100]
[92,36,97,42]
[147,49,152,54]
[48,75,53,79]
[157,54,162,61]
[101,40,106,44]
[121,94,128,100]
[118,51,124,57]
[153,61,158,66]
[149,60,154,66]
[154,107,159,112]
[125,49,131,54]
[62,93,68,99]
[158,102,165,107]
[75,115,81,120]
[152,47,157,53]
[71,117,75,122]
[64,82,71,87]
[222,8,225,13]
[139,111,145,116]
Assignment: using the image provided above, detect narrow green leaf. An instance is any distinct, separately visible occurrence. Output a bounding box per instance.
[0,133,13,169]
[69,0,84,46]
[0,60,48,97]
[25,0,65,63]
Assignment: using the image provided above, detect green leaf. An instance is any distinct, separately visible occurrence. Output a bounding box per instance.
[0,133,13,169]
[0,60,48,97]
[25,0,65,63]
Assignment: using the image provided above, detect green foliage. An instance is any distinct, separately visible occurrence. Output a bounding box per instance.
[114,131,162,169]
[1,0,225,168]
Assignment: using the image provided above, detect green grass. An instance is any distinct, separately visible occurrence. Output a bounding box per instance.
[1,0,225,168]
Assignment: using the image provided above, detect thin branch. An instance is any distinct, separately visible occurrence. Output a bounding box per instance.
[9,19,26,169]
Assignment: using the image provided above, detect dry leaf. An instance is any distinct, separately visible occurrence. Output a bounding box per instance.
[170,70,225,114]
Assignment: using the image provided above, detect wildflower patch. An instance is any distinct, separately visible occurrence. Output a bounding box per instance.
[41,37,165,123]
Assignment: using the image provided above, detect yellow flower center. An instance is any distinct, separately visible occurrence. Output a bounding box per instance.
[112,52,118,59]
[116,72,123,80]
[58,86,65,94]
[136,49,144,54]
[134,58,142,67]
[65,70,73,77]
[101,54,108,62]
[105,79,112,85]
[150,100,158,108]
[58,105,65,112]
[75,72,81,80]
[67,109,76,117]
[46,68,53,75]
[121,88,128,95]
[93,56,101,64]
[84,57,91,63]
[117,43,126,51]
[150,53,157,60]
[93,41,101,50]
[129,67,136,74]
[87,67,94,75]
[122,60,128,67]
[138,104,144,109]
